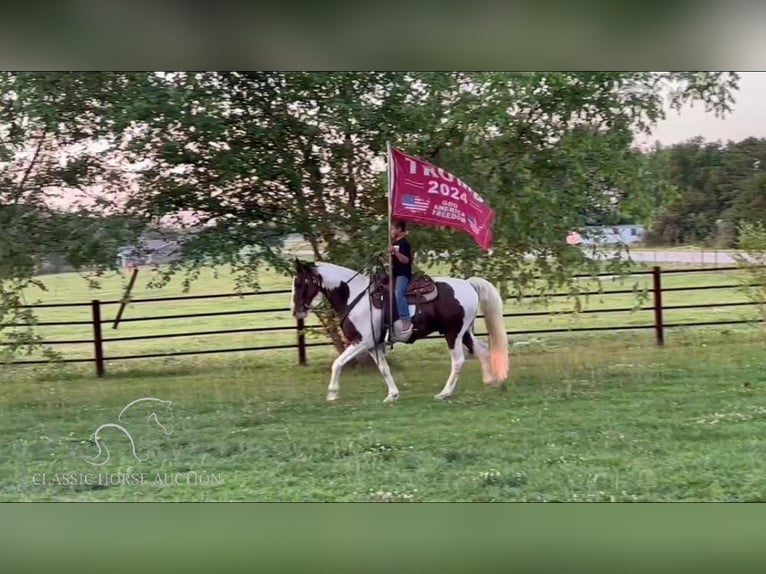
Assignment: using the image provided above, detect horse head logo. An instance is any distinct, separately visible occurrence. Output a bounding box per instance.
[118,397,174,435]
[83,397,174,467]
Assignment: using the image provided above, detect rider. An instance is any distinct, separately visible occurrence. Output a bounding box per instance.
[390,219,413,339]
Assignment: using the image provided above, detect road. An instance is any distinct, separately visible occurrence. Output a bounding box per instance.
[590,249,740,265]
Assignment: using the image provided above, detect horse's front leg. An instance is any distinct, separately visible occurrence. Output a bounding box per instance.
[369,345,399,403]
[327,342,369,401]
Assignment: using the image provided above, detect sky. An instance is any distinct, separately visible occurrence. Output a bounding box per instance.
[638,72,766,148]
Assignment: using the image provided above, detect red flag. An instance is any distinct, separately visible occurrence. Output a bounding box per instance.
[388,146,494,250]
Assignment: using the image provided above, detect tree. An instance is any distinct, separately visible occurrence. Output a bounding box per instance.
[1,71,740,360]
[0,73,150,360]
[644,136,766,247]
[732,220,766,321]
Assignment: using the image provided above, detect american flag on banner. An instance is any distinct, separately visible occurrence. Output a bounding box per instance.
[401,194,430,213]
[466,214,480,235]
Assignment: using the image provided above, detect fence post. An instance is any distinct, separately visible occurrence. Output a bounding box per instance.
[91,299,105,377]
[112,266,139,329]
[652,266,664,346]
[297,318,307,365]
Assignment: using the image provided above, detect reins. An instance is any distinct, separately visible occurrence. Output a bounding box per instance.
[333,252,385,325]
[332,252,388,347]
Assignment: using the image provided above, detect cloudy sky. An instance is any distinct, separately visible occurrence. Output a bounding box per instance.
[639,72,766,147]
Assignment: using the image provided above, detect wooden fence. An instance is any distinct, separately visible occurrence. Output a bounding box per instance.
[2,265,763,377]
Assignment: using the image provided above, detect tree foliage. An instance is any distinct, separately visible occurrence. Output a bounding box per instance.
[732,220,766,321]
[0,73,146,360]
[1,71,740,359]
[644,136,766,247]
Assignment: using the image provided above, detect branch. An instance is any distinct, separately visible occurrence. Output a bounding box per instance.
[425,120,463,162]
[13,128,48,205]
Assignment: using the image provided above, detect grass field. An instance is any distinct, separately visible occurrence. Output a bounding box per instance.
[2,262,766,501]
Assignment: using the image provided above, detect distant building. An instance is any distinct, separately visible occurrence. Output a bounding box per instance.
[117,239,182,267]
[574,224,646,246]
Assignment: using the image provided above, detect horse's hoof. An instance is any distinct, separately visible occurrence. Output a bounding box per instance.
[326,391,340,402]
[434,393,451,400]
[484,380,507,391]
[383,393,399,404]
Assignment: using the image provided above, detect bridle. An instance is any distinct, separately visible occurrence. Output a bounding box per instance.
[295,271,322,315]
[295,253,388,345]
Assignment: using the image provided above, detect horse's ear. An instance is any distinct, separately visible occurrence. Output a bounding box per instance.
[294,258,301,272]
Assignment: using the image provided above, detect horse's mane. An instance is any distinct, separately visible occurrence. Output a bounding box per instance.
[306,261,354,276]
[298,260,378,288]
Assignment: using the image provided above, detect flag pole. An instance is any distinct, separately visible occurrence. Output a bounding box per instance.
[386,141,394,348]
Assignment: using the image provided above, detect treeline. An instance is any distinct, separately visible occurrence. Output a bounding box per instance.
[642,136,766,248]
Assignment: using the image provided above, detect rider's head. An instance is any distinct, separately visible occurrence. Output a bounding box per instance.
[391,220,407,239]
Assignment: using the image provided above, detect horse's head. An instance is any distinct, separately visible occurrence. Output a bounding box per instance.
[291,258,323,319]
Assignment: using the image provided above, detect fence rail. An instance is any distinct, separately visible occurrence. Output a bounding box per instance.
[2,265,763,376]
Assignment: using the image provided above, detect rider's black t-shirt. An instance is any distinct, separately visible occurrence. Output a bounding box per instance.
[392,237,412,279]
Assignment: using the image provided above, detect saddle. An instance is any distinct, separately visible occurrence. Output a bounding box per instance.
[370,272,438,310]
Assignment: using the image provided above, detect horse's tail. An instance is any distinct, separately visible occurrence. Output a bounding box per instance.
[468,277,509,382]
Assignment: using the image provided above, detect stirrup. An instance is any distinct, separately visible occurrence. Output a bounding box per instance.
[392,320,414,342]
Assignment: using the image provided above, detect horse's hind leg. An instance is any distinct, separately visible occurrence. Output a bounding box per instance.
[435,328,468,400]
[468,333,496,385]
[461,326,495,385]
[435,342,465,400]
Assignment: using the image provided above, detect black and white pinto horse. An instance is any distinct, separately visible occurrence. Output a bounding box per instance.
[290,259,509,403]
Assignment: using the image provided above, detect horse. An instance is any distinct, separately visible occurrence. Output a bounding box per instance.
[290,258,509,403]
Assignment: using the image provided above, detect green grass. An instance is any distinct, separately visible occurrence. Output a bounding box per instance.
[2,262,766,501]
[3,328,766,501]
